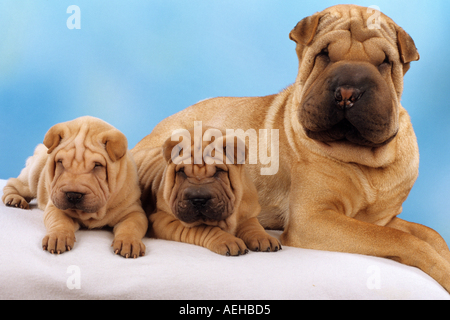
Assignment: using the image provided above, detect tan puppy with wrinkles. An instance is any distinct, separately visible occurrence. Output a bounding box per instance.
[133,5,450,292]
[2,116,147,258]
[132,126,281,256]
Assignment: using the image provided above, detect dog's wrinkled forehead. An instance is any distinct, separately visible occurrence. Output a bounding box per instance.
[54,130,105,171]
[316,6,397,44]
[181,163,221,179]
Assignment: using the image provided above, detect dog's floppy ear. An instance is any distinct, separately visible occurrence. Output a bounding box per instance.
[100,129,128,162]
[162,129,192,164]
[396,27,420,64]
[289,13,324,46]
[43,123,66,154]
[162,137,180,163]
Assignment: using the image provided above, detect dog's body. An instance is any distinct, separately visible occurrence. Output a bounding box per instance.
[132,126,281,256]
[133,5,450,291]
[2,116,148,258]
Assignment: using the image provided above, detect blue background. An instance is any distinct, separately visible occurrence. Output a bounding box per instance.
[1,1,449,243]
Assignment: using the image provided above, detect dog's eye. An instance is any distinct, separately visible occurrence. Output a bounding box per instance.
[379,55,391,66]
[316,48,330,64]
[176,167,186,176]
[214,168,226,177]
[378,55,391,72]
[94,162,104,168]
[318,48,329,58]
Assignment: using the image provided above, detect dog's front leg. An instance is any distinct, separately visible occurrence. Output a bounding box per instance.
[282,207,450,293]
[112,210,148,258]
[150,211,248,256]
[236,217,282,252]
[42,204,78,254]
[386,217,450,265]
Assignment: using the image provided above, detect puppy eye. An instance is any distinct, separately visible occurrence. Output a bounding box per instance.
[379,55,390,66]
[214,168,226,177]
[378,55,391,71]
[318,47,329,57]
[176,167,186,176]
[94,162,104,168]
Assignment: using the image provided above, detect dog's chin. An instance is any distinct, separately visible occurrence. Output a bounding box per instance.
[52,197,106,220]
[64,208,107,222]
[173,206,233,227]
[177,219,205,228]
[303,120,397,148]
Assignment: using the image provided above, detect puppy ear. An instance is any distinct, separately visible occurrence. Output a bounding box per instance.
[100,130,128,162]
[289,13,324,46]
[162,138,179,163]
[43,123,65,154]
[162,129,192,164]
[397,27,420,63]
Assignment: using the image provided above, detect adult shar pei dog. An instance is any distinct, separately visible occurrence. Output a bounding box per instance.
[132,126,281,256]
[134,4,450,291]
[2,116,148,258]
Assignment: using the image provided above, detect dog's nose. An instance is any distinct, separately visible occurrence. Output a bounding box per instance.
[334,86,363,109]
[183,187,212,207]
[66,192,84,204]
[189,198,210,207]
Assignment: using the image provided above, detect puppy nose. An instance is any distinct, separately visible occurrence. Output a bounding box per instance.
[183,187,212,207]
[334,86,363,109]
[66,192,84,204]
[190,198,209,207]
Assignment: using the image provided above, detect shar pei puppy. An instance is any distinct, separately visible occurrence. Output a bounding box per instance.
[132,5,450,291]
[2,116,148,258]
[132,126,281,256]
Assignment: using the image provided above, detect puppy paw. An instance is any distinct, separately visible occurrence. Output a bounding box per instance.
[244,233,282,253]
[112,236,146,259]
[3,195,29,210]
[209,234,249,256]
[42,231,76,254]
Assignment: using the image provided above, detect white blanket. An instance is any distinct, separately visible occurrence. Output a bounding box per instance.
[0,179,448,300]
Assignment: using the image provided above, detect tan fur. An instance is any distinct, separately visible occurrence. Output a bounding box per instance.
[2,116,148,258]
[132,126,280,256]
[132,5,450,291]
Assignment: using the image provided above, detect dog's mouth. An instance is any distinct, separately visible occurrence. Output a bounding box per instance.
[52,189,106,218]
[303,118,397,148]
[171,181,235,225]
[175,196,232,224]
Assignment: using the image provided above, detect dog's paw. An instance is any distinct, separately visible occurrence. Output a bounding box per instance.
[112,236,146,259]
[42,231,76,254]
[244,233,282,253]
[209,234,249,256]
[3,195,29,210]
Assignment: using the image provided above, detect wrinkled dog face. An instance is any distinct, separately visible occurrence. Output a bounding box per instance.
[170,163,235,225]
[51,148,109,215]
[162,126,248,227]
[44,117,128,220]
[291,5,419,147]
